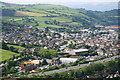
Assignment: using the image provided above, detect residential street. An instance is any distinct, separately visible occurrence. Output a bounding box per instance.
[25,55,120,77]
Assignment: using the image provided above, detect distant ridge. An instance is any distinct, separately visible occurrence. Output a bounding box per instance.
[0,1,118,11]
[1,1,118,28]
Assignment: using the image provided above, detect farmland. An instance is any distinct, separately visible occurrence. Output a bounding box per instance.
[2,2,118,29]
[16,11,47,16]
[51,17,72,22]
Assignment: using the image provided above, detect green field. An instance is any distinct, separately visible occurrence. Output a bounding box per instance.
[9,18,23,21]
[47,25,64,28]
[24,8,60,16]
[0,49,20,62]
[2,2,118,29]
[7,44,26,49]
[16,11,47,16]
[51,17,72,22]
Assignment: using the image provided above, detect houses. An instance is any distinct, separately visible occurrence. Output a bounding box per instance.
[20,63,26,67]
[52,58,61,65]
[23,60,41,65]
[2,24,119,61]
[46,58,61,65]
[30,60,41,65]
[19,59,42,72]
[61,49,89,55]
[21,65,36,72]
[55,41,63,45]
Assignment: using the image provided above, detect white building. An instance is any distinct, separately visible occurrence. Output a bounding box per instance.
[60,58,78,63]
[30,60,41,65]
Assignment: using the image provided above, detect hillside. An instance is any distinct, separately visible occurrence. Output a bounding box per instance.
[1,49,20,61]
[1,1,118,28]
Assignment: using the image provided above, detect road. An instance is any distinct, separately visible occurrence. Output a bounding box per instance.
[25,55,120,77]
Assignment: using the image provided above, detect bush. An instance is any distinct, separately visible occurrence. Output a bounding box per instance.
[59,64,66,68]
[47,66,59,71]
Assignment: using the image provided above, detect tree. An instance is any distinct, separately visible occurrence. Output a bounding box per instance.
[49,50,58,58]
[9,46,15,52]
[41,59,48,65]
[38,49,58,58]
[1,41,9,50]
[13,48,18,53]
[59,64,66,68]
[38,49,50,58]
[4,64,10,75]
[82,45,91,49]
[9,46,18,53]
[90,63,104,72]
[19,42,25,47]
[73,71,78,78]
[10,67,17,73]
[68,43,75,49]
[53,73,60,78]
[52,33,61,38]
[7,60,15,67]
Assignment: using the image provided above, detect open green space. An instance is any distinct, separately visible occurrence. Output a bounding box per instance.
[7,44,26,49]
[1,1,118,29]
[0,49,20,62]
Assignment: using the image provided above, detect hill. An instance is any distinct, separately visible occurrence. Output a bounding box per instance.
[1,1,118,28]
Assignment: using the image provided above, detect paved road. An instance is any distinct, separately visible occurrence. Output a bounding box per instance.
[25,55,120,77]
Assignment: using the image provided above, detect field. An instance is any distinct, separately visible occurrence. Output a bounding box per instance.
[24,8,59,16]
[10,18,23,21]
[0,49,20,62]
[51,17,72,22]
[47,25,64,28]
[2,2,118,29]
[32,4,69,10]
[16,11,47,16]
[7,44,26,49]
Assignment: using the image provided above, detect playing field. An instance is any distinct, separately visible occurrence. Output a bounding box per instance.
[0,49,20,62]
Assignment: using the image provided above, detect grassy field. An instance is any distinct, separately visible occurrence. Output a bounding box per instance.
[16,11,47,16]
[36,24,64,28]
[24,8,59,16]
[32,4,69,10]
[2,16,20,22]
[11,18,23,21]
[47,25,64,28]
[7,44,26,49]
[51,17,72,22]
[0,49,20,62]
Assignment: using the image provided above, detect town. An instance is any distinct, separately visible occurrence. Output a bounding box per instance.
[0,0,120,79]
[1,24,119,78]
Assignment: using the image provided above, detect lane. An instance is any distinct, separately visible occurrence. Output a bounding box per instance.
[25,55,120,77]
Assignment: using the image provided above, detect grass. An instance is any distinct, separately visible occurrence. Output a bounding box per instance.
[47,25,64,28]
[12,18,23,21]
[7,44,26,49]
[0,49,20,62]
[36,24,64,28]
[32,4,68,10]
[16,11,47,17]
[109,16,120,17]
[25,8,59,16]
[9,18,23,21]
[51,17,72,22]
